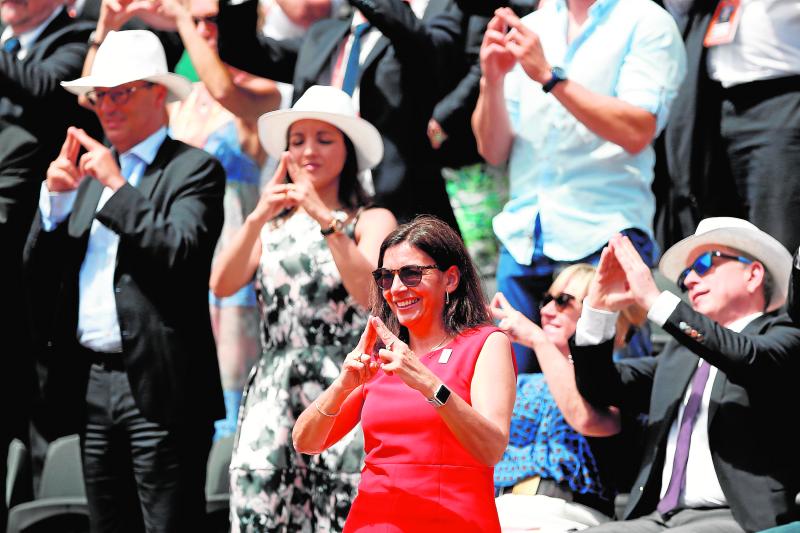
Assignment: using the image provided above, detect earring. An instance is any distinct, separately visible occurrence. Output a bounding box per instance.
[445,291,450,305]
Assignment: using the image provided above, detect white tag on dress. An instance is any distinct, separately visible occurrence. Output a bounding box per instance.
[438,349,452,364]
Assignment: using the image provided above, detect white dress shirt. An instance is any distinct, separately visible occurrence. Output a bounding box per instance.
[575,293,762,508]
[38,127,168,353]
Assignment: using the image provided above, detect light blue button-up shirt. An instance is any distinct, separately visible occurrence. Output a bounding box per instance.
[495,0,686,265]
[38,127,168,353]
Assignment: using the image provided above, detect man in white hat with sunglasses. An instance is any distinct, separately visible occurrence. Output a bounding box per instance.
[23,29,225,532]
[563,217,800,532]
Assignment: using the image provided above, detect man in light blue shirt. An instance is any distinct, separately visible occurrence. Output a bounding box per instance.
[23,30,225,532]
[472,1,686,372]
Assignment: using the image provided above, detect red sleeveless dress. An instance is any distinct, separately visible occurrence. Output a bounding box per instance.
[344,326,512,533]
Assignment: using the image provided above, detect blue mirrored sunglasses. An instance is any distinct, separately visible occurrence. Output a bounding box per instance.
[676,251,752,292]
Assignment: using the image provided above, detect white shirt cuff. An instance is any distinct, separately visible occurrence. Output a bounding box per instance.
[38,181,77,232]
[575,303,619,346]
[646,291,682,327]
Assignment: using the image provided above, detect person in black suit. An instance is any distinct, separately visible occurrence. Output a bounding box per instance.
[565,218,799,532]
[216,0,461,228]
[790,247,800,325]
[23,30,224,532]
[0,119,45,532]
[1,0,100,160]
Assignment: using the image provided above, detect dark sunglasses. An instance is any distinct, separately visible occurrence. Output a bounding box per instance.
[540,292,578,310]
[676,250,753,292]
[86,82,155,107]
[372,264,439,290]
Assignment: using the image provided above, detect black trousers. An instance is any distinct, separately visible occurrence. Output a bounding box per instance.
[82,362,213,533]
[720,75,800,253]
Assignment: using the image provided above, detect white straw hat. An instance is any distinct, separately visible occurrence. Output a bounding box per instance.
[61,30,192,103]
[257,85,384,172]
[659,217,792,312]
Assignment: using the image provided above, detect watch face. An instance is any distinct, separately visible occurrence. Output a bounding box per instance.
[552,67,566,81]
[435,384,451,405]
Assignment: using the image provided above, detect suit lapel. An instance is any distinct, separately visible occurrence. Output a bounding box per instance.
[136,138,173,200]
[308,20,351,86]
[707,314,770,425]
[68,178,103,237]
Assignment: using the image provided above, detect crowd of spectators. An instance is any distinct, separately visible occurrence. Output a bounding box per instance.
[1,0,799,531]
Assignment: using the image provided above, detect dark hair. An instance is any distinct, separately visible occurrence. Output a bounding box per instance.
[285,125,371,210]
[369,216,491,342]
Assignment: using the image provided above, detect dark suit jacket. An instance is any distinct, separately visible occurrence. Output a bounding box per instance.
[0,120,46,443]
[0,8,101,160]
[217,0,460,227]
[571,303,800,532]
[790,250,800,325]
[23,136,226,439]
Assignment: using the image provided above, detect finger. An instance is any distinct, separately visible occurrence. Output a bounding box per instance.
[486,14,507,33]
[495,7,526,33]
[363,318,378,358]
[65,130,81,164]
[370,316,402,350]
[269,152,289,186]
[482,29,508,47]
[71,128,104,151]
[494,291,513,311]
[105,0,124,12]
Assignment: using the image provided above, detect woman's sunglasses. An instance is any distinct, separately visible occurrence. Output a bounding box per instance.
[676,251,752,292]
[540,292,578,310]
[372,265,439,290]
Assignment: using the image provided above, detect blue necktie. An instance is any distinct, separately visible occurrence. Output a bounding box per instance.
[341,23,371,96]
[4,36,21,56]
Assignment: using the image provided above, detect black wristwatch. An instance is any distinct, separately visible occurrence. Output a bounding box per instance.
[320,211,347,236]
[542,66,567,93]
[427,383,451,408]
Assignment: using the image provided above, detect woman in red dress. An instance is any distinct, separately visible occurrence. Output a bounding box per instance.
[293,216,517,532]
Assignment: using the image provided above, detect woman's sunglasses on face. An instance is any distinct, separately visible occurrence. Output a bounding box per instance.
[372,265,439,290]
[539,292,578,310]
[676,251,752,292]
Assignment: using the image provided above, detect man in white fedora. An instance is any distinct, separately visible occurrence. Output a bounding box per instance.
[23,29,225,532]
[561,217,800,531]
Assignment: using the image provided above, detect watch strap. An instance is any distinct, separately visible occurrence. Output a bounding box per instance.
[542,67,566,93]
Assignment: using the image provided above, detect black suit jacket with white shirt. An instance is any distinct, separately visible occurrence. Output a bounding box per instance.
[23,136,226,439]
[570,302,800,532]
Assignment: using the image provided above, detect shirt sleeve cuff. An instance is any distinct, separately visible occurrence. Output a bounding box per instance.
[575,303,619,346]
[38,181,77,232]
[646,291,682,327]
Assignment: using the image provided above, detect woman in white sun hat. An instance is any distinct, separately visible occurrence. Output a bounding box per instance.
[210,85,396,532]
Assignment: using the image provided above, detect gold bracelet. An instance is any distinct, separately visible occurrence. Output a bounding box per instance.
[314,400,340,418]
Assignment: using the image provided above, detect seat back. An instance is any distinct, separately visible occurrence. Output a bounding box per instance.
[38,435,85,499]
[6,439,32,508]
[206,435,234,497]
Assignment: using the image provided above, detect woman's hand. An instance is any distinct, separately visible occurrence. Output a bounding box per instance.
[283,153,335,225]
[335,318,381,393]
[371,316,438,397]
[248,153,294,225]
[489,292,544,348]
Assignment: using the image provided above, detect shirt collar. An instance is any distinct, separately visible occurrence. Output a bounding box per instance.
[553,0,618,23]
[121,126,168,166]
[725,312,763,333]
[1,6,63,58]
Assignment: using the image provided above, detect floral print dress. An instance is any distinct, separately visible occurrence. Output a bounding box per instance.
[230,211,366,533]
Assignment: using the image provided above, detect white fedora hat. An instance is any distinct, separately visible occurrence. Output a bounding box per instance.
[258,85,384,172]
[659,217,792,312]
[61,30,192,103]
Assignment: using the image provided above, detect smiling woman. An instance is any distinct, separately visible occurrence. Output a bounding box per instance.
[293,216,518,533]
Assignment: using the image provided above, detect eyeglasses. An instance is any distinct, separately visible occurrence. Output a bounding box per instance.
[372,265,439,290]
[86,82,155,107]
[539,292,578,310]
[676,250,753,292]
